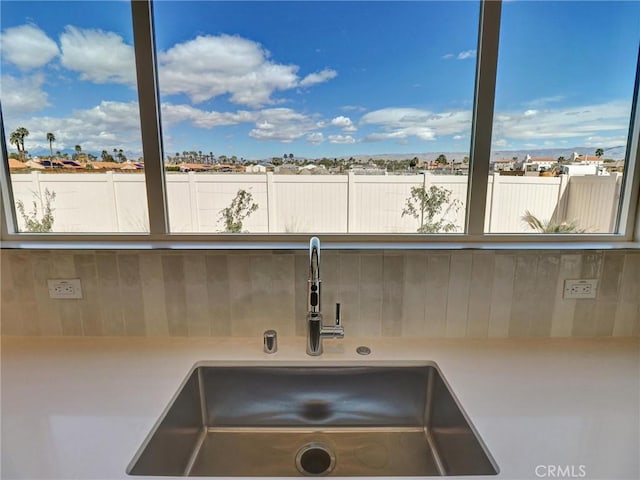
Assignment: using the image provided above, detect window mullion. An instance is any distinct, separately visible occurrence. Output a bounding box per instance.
[0,108,19,236]
[466,0,502,235]
[131,0,169,235]
[616,46,640,240]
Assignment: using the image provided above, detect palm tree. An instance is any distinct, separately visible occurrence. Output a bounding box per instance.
[595,148,604,159]
[46,133,55,158]
[9,130,22,157]
[521,210,585,233]
[16,127,29,157]
[10,127,29,160]
[73,144,82,163]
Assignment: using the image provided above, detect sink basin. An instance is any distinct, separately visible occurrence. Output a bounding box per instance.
[128,362,498,476]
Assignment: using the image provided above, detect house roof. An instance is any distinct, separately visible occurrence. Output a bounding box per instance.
[8,158,28,169]
[577,155,601,162]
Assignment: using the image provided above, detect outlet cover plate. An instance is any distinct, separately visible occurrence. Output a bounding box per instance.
[48,279,83,299]
[563,279,598,299]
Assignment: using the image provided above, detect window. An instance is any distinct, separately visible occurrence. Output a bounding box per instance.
[486,0,640,234]
[153,0,479,234]
[1,0,639,244]
[0,0,149,233]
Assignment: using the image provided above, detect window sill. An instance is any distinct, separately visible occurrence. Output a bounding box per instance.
[1,234,638,251]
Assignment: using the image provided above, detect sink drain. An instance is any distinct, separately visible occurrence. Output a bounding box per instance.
[295,443,335,476]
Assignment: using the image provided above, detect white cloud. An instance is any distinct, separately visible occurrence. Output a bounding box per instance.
[525,95,565,107]
[0,24,59,70]
[330,115,357,132]
[161,103,255,128]
[328,134,356,144]
[582,135,628,148]
[524,109,538,116]
[361,107,471,142]
[299,68,337,87]
[457,50,476,60]
[0,74,50,116]
[306,132,324,144]
[340,105,367,113]
[453,135,463,140]
[158,34,334,108]
[442,50,476,61]
[4,101,143,156]
[493,139,508,147]
[249,108,318,142]
[493,100,631,141]
[162,103,323,144]
[59,26,136,85]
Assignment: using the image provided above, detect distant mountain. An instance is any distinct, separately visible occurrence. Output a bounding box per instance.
[309,146,626,163]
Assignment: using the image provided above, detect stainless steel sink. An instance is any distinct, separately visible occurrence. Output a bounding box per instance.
[127,362,498,476]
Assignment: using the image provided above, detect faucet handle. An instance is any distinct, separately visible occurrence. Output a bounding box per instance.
[335,303,341,327]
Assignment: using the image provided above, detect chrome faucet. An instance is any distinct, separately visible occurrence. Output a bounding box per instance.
[307,237,344,356]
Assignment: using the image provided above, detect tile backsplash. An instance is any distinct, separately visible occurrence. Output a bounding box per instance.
[1,249,638,338]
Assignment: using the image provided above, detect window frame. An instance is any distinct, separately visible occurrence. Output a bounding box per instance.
[1,0,639,249]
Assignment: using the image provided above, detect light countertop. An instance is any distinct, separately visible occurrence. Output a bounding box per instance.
[1,336,638,480]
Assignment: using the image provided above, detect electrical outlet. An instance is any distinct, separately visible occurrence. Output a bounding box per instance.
[563,279,598,299]
[48,279,83,299]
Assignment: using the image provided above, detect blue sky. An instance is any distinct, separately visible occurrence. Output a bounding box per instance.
[1,1,639,160]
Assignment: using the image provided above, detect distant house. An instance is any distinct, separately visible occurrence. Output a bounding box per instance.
[299,164,328,175]
[523,156,556,172]
[211,164,242,173]
[25,160,45,170]
[38,159,64,168]
[491,158,517,171]
[574,153,602,165]
[275,164,299,174]
[8,159,28,171]
[245,164,267,173]
[350,164,386,175]
[60,160,83,169]
[179,162,212,172]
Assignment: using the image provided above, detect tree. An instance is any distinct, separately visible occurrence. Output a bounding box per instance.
[9,127,29,160]
[521,210,585,233]
[74,144,82,161]
[9,130,22,157]
[402,185,461,233]
[435,154,447,165]
[219,189,259,233]
[101,150,115,162]
[16,127,29,158]
[46,133,55,158]
[16,189,56,233]
[595,148,604,159]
